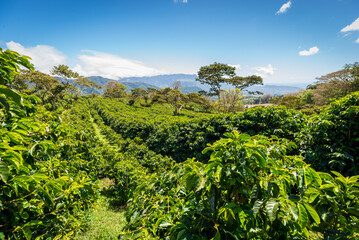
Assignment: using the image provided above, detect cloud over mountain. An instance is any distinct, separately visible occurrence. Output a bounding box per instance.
[6,41,66,73]
[5,42,164,79]
[73,51,164,79]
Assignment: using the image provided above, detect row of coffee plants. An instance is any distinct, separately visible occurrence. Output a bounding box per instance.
[299,92,359,176]
[0,49,105,239]
[93,98,306,162]
[92,91,359,176]
[92,98,211,140]
[75,90,358,238]
[64,98,175,207]
[121,132,359,239]
[69,92,359,238]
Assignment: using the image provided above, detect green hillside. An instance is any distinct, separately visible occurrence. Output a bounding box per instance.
[1,49,359,240]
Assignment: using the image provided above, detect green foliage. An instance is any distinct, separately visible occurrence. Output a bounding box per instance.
[151,87,189,115]
[64,90,359,239]
[197,62,236,99]
[3,49,359,239]
[0,47,34,86]
[0,50,104,239]
[196,62,263,99]
[103,81,127,98]
[310,63,359,105]
[92,97,305,162]
[122,132,359,239]
[300,91,359,176]
[75,196,127,240]
[213,88,244,113]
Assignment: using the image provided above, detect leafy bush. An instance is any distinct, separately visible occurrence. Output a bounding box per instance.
[122,131,359,239]
[92,97,306,162]
[300,91,359,176]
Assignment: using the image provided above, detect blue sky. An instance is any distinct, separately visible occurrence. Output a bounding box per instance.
[1,0,359,86]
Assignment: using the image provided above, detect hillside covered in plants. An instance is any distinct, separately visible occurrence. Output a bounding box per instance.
[1,47,359,239]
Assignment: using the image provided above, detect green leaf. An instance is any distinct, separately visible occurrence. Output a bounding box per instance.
[211,231,221,240]
[303,203,320,224]
[0,86,22,105]
[305,187,320,203]
[21,211,29,220]
[288,202,299,221]
[252,147,266,167]
[319,172,335,182]
[265,198,279,222]
[298,203,308,227]
[250,184,260,200]
[253,200,263,218]
[308,168,322,186]
[202,147,213,154]
[3,150,23,170]
[0,96,10,111]
[159,222,172,228]
[22,226,32,240]
[302,226,310,239]
[331,171,347,186]
[218,206,236,224]
[0,161,10,182]
[346,207,359,217]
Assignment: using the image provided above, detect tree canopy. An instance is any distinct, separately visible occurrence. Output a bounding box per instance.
[103,81,127,98]
[196,62,263,99]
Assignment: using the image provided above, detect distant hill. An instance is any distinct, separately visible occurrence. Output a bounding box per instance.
[121,82,159,91]
[85,76,159,94]
[58,75,303,96]
[182,86,204,94]
[87,74,203,94]
[120,74,197,88]
[245,85,302,96]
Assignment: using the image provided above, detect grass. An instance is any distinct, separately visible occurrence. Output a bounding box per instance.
[75,115,126,239]
[75,179,127,240]
[75,198,126,240]
[89,116,109,145]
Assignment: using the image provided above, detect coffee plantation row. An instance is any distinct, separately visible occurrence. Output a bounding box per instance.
[70,93,358,239]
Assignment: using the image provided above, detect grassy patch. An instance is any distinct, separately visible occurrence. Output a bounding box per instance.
[75,196,126,240]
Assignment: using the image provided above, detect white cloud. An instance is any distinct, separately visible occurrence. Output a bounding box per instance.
[174,0,188,3]
[73,51,164,79]
[6,41,66,73]
[356,38,359,44]
[341,18,359,32]
[276,1,291,15]
[253,64,275,77]
[229,64,241,69]
[299,46,319,56]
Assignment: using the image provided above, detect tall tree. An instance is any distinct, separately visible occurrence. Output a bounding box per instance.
[131,88,147,100]
[196,63,236,100]
[151,88,189,115]
[103,81,127,98]
[196,62,263,100]
[15,70,60,104]
[215,88,244,113]
[172,80,183,91]
[50,64,99,94]
[344,62,359,91]
[312,63,359,105]
[228,75,263,94]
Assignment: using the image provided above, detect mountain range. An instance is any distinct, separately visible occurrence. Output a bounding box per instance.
[82,74,303,96]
